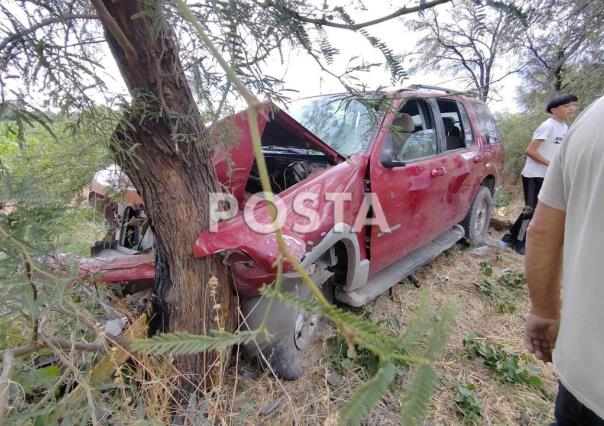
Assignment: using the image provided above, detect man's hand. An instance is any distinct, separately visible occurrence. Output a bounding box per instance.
[524,313,560,362]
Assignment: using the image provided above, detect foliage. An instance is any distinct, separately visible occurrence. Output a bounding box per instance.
[518,0,604,98]
[133,330,259,355]
[407,2,522,101]
[0,117,112,205]
[338,362,396,426]
[464,333,543,388]
[255,286,456,424]
[476,262,526,314]
[495,111,546,180]
[399,363,438,426]
[455,382,482,423]
[492,189,511,209]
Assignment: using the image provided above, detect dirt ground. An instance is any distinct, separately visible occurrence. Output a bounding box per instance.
[216,187,557,425]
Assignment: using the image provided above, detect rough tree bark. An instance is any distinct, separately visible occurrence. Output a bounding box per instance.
[91,0,236,389]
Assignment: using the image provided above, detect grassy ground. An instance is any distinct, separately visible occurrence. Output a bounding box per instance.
[214,186,558,425]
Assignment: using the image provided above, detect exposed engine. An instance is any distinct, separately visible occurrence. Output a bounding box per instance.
[245,151,329,194]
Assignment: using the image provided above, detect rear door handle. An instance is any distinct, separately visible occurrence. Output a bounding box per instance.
[473,155,484,163]
[431,167,446,177]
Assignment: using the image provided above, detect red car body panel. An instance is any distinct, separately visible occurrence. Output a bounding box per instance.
[64,254,155,282]
[193,156,368,298]
[83,91,504,299]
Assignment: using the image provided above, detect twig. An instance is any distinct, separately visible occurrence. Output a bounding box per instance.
[0,351,15,422]
[0,338,105,361]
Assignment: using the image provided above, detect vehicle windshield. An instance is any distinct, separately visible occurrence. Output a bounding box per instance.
[287,95,383,156]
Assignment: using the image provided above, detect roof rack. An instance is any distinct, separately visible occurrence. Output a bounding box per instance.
[407,84,460,94]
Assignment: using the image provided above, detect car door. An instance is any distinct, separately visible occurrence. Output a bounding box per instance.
[368,97,450,274]
[432,98,482,225]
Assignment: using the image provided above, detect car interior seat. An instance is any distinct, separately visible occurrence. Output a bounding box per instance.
[443,117,464,150]
[391,113,415,159]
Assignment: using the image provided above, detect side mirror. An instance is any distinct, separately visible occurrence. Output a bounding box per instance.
[381,136,406,168]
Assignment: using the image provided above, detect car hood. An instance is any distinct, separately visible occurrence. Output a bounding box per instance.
[212,102,344,201]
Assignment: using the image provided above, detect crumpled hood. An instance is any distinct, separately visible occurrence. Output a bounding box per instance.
[212,102,344,201]
[193,156,367,272]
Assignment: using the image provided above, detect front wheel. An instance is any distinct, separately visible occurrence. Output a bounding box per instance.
[260,306,321,380]
[241,272,333,380]
[460,186,492,245]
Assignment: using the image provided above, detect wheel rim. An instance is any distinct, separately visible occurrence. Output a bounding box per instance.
[474,197,489,237]
[294,310,319,350]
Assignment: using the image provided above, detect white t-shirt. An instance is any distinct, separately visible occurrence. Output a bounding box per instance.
[522,118,568,178]
[539,96,604,419]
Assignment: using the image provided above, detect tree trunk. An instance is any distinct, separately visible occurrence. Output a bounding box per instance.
[92,0,236,390]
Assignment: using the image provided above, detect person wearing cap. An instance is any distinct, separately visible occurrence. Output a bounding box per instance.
[502,94,578,254]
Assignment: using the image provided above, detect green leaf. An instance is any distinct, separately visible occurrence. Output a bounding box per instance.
[424,302,458,360]
[399,363,438,426]
[132,330,258,355]
[398,289,434,349]
[338,361,396,426]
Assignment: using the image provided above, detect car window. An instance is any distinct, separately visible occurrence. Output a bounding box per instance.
[471,102,501,144]
[390,98,438,161]
[436,99,466,150]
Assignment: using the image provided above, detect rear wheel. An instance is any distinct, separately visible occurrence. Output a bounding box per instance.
[461,186,492,245]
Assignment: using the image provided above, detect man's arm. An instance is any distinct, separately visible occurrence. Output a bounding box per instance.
[525,139,550,166]
[524,201,565,361]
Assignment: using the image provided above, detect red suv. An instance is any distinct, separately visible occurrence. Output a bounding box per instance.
[85,85,504,380]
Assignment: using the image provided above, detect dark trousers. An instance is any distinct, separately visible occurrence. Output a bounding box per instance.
[552,383,604,425]
[509,176,544,244]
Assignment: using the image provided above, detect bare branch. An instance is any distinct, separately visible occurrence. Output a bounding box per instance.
[266,0,451,30]
[90,0,139,65]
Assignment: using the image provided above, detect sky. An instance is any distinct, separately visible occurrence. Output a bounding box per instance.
[94,1,523,114]
[2,0,523,114]
[261,2,522,114]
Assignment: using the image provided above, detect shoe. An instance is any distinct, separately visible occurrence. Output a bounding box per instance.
[513,241,525,255]
[500,233,514,246]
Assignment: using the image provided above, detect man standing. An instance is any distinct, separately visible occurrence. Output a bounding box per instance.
[524,96,604,424]
[503,94,577,254]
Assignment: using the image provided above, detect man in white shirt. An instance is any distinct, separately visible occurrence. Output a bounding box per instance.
[525,96,604,424]
[502,94,577,254]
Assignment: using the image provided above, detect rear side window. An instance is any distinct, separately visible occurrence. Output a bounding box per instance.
[471,103,501,144]
[436,99,468,150]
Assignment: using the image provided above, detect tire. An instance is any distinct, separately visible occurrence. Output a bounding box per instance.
[260,305,320,380]
[460,186,492,246]
[254,275,333,380]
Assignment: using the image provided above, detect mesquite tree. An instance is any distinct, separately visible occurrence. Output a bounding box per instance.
[0,0,450,388]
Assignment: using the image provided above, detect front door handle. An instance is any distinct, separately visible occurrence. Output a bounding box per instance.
[431,167,446,177]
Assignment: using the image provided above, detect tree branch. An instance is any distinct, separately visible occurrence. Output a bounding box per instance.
[268,0,451,30]
[90,0,139,66]
[0,14,98,53]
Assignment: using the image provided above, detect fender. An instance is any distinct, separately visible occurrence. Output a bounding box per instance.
[290,222,369,292]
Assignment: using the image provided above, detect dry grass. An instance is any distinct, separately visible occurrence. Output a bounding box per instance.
[204,184,557,425]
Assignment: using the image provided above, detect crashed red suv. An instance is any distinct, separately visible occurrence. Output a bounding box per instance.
[86,85,504,380]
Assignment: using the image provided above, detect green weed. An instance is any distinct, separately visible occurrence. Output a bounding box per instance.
[464,333,542,388]
[455,382,482,423]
